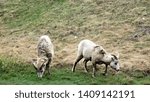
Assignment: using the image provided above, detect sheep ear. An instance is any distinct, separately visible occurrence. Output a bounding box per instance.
[114,52,119,58]
[32,59,37,70]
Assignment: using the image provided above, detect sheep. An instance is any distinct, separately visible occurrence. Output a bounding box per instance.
[32,35,54,78]
[72,39,120,77]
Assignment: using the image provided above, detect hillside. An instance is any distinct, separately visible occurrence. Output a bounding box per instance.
[0,0,150,84]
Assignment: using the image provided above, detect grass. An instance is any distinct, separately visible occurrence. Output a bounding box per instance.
[134,42,150,49]
[1,0,149,35]
[0,57,149,85]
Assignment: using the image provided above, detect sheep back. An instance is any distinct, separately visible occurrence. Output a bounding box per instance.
[37,35,54,59]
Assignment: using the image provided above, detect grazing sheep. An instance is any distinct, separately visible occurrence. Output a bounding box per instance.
[72,39,120,77]
[32,35,54,78]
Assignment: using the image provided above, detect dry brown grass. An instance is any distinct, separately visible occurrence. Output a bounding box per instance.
[0,26,149,71]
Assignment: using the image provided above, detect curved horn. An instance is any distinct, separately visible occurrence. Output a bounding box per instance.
[32,58,38,70]
[115,52,119,58]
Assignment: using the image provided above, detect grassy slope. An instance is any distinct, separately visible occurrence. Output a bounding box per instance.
[0,0,150,84]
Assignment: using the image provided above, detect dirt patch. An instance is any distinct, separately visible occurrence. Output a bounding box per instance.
[128,26,150,41]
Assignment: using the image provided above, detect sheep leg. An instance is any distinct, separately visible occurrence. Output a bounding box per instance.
[103,64,108,76]
[83,59,89,73]
[47,65,50,75]
[72,55,83,72]
[46,64,51,79]
[92,62,97,78]
[46,60,51,76]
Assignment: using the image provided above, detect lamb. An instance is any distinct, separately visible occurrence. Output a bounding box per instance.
[72,39,120,77]
[32,35,54,78]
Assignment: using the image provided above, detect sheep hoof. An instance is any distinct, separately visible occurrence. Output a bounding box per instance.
[92,74,96,78]
[72,68,75,72]
[103,73,108,76]
[84,70,88,73]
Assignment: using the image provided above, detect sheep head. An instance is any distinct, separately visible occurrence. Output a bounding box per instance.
[110,54,120,71]
[32,57,48,78]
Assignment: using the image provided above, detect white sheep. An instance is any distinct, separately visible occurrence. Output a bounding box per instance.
[72,39,120,77]
[32,35,54,78]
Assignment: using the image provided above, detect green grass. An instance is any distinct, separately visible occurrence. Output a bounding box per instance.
[1,0,67,29]
[0,58,149,85]
[1,0,149,36]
